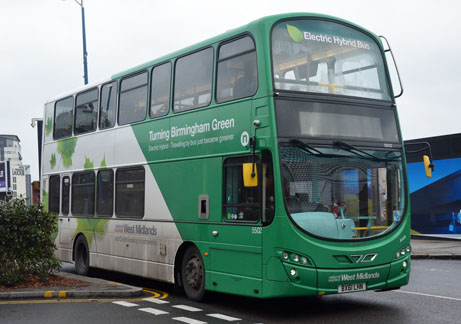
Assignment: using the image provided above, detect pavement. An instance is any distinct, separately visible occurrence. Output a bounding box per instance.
[410,234,461,259]
[1,236,460,301]
[0,270,143,300]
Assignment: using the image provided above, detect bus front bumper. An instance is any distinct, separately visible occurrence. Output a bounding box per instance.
[265,255,410,297]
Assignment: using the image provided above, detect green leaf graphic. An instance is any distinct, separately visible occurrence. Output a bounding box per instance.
[84,156,94,170]
[50,153,56,169]
[57,137,77,168]
[287,24,304,43]
[100,155,107,169]
[45,117,53,137]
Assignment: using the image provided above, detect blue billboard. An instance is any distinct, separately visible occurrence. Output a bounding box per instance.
[406,134,461,234]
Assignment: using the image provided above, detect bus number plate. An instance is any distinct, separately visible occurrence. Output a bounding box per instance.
[338,282,366,293]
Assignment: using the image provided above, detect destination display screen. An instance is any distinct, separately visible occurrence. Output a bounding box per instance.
[275,99,400,144]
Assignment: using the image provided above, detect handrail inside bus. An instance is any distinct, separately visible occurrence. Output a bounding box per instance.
[355,226,389,231]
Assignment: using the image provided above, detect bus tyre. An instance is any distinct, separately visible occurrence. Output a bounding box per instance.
[181,246,206,301]
[74,235,90,276]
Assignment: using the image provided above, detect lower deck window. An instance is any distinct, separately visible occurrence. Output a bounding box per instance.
[115,167,145,218]
[49,175,60,214]
[72,172,95,216]
[97,170,114,217]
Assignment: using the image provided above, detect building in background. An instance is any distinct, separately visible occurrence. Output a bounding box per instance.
[405,133,461,235]
[0,134,31,203]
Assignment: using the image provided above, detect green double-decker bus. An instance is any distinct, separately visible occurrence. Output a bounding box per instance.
[43,13,412,301]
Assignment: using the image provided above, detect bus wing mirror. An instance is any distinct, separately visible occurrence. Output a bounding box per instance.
[243,163,258,187]
[423,155,434,178]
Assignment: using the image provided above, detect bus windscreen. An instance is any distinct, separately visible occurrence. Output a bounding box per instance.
[272,19,391,100]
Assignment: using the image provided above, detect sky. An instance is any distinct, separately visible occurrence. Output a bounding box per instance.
[1,0,460,181]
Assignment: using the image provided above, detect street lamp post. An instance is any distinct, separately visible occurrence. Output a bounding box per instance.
[64,0,89,85]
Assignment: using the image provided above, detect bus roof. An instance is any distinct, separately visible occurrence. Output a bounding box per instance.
[111,12,379,79]
[45,12,380,104]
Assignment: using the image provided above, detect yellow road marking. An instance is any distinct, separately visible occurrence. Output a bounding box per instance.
[0,287,168,305]
[142,288,168,299]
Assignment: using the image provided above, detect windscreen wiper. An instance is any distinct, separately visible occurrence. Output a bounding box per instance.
[289,139,344,158]
[333,141,399,162]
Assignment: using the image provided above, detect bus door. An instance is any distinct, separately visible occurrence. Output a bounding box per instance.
[206,155,273,297]
[55,174,72,261]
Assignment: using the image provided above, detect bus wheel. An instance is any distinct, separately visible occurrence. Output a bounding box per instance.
[181,246,206,301]
[74,235,89,276]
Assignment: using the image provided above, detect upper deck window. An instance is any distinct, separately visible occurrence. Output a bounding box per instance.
[272,19,391,101]
[119,71,148,125]
[75,88,98,135]
[174,48,213,112]
[54,97,74,140]
[100,82,117,129]
[216,36,258,103]
[150,62,171,118]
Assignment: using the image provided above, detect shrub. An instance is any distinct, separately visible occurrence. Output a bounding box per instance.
[0,198,60,286]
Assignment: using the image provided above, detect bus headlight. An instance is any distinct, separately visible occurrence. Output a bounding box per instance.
[278,250,311,267]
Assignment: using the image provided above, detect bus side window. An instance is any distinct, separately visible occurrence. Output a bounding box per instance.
[150,62,171,118]
[49,175,60,215]
[174,48,213,112]
[223,157,261,222]
[97,169,114,217]
[75,88,98,135]
[54,96,74,140]
[72,172,95,216]
[100,82,117,129]
[115,167,145,218]
[119,72,148,125]
[216,36,257,103]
